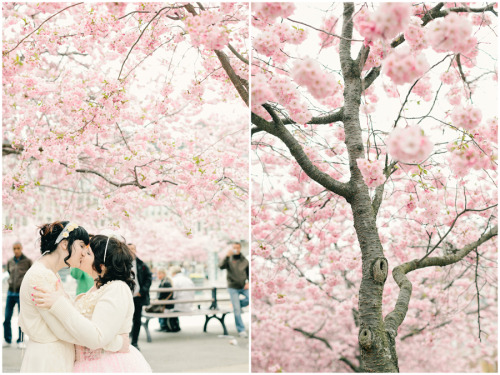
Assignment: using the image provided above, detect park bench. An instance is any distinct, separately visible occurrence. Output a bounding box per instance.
[141,286,233,343]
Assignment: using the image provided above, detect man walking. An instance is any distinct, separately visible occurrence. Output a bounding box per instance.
[219,241,249,338]
[3,242,32,348]
[128,243,152,351]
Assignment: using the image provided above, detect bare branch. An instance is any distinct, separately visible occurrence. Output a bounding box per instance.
[227,43,248,65]
[60,163,178,188]
[253,105,351,199]
[118,6,170,80]
[293,327,332,350]
[474,248,482,342]
[287,17,363,42]
[385,225,497,337]
[184,4,249,106]
[340,356,362,372]
[3,3,84,56]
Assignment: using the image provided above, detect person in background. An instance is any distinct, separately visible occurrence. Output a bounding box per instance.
[128,243,152,351]
[3,242,32,349]
[169,266,196,332]
[70,268,94,295]
[154,268,175,332]
[70,234,94,295]
[219,241,249,338]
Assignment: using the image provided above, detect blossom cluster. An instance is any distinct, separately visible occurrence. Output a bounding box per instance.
[251,73,275,108]
[387,125,434,164]
[184,11,229,50]
[426,13,477,54]
[383,47,429,85]
[253,30,280,57]
[254,23,307,59]
[251,72,312,125]
[354,3,411,42]
[291,58,341,99]
[447,143,492,177]
[451,105,482,131]
[357,158,385,187]
[440,70,459,85]
[252,2,296,23]
[404,17,427,51]
[363,40,390,70]
[413,76,432,101]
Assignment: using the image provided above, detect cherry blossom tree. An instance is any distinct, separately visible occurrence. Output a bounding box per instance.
[2,2,249,261]
[251,2,497,372]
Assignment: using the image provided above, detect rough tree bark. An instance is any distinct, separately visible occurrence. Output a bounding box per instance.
[338,3,397,371]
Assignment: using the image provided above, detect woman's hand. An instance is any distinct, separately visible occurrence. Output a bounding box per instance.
[32,280,65,309]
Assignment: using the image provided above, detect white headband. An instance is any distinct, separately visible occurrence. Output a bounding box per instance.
[103,236,111,263]
[54,222,79,245]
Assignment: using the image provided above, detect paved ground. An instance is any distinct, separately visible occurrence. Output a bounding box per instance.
[2,276,249,373]
[2,312,249,372]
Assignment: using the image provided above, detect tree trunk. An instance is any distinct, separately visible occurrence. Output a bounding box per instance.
[339,3,399,371]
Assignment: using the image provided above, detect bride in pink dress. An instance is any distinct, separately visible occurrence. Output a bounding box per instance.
[33,234,152,372]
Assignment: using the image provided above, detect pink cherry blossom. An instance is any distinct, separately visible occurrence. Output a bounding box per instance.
[387,125,434,164]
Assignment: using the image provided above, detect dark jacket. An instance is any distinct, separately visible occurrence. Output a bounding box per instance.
[158,278,174,310]
[135,257,152,306]
[7,254,32,293]
[219,253,249,289]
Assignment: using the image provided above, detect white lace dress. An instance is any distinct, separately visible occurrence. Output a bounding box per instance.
[49,280,152,373]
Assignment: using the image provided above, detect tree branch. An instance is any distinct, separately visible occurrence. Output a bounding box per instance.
[400,320,452,341]
[184,4,249,106]
[60,163,178,188]
[253,105,351,199]
[2,143,23,156]
[371,160,397,217]
[340,356,362,372]
[227,43,248,65]
[293,327,332,350]
[474,248,482,342]
[384,225,497,337]
[3,3,84,56]
[118,6,170,80]
[339,3,356,77]
[251,108,344,134]
[390,2,497,50]
[283,107,344,125]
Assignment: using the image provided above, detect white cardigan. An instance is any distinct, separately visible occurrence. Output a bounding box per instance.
[49,279,135,350]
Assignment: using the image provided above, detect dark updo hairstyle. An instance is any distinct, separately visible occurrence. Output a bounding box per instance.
[90,235,135,292]
[39,221,90,267]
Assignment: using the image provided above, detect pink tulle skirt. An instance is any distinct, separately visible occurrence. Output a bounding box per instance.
[73,345,152,373]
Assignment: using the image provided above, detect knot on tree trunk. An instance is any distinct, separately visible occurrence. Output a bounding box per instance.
[371,257,388,284]
[358,326,373,350]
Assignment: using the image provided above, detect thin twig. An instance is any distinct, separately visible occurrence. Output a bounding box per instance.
[118,7,171,80]
[3,2,84,56]
[287,17,363,42]
[474,248,482,342]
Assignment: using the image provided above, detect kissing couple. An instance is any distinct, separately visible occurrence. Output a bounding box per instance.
[19,221,152,372]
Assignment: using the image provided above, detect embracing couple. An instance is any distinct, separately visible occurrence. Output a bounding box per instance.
[18,221,152,373]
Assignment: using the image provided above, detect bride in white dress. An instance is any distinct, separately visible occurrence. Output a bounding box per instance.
[18,221,127,372]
